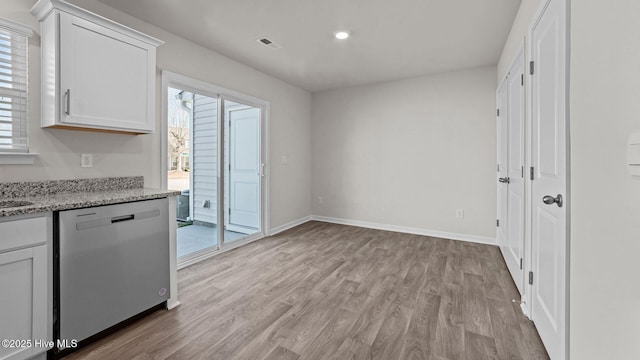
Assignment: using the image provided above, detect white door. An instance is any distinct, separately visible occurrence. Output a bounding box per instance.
[496,83,509,255]
[530,0,568,359]
[227,106,261,233]
[505,50,526,295]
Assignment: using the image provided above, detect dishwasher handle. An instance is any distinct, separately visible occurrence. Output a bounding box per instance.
[75,209,161,231]
[111,214,135,223]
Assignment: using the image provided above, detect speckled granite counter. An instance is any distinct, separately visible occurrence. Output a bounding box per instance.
[0,176,180,217]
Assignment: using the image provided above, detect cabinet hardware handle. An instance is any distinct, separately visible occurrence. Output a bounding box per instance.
[65,89,71,115]
[111,214,135,223]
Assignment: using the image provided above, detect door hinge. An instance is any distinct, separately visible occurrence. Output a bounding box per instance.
[530,167,534,180]
[521,166,524,178]
[529,271,534,285]
[521,74,524,86]
[497,164,500,172]
[496,219,500,227]
[497,108,500,116]
[529,61,534,75]
[520,258,523,270]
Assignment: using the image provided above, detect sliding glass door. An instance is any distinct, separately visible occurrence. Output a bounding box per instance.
[222,99,262,245]
[163,73,266,267]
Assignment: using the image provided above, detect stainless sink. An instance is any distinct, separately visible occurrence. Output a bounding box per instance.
[0,200,34,208]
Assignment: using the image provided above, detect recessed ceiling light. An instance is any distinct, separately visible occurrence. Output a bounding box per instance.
[335,31,349,40]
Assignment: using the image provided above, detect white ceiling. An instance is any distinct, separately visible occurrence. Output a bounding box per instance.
[98,0,521,92]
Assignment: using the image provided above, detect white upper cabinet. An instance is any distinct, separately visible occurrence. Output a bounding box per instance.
[32,0,163,134]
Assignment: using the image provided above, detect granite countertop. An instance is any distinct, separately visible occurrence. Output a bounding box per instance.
[0,177,181,217]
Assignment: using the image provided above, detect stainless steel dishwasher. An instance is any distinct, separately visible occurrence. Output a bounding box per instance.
[56,198,170,350]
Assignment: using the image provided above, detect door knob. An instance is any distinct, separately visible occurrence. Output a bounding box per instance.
[498,177,510,184]
[542,194,563,207]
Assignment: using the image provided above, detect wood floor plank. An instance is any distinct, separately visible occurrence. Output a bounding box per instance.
[230,291,323,360]
[432,283,465,360]
[488,298,527,360]
[398,291,441,360]
[464,331,499,360]
[61,221,549,360]
[261,346,300,360]
[299,308,358,359]
[174,301,292,360]
[329,337,371,360]
[461,243,483,276]
[423,255,447,295]
[282,279,359,353]
[395,259,428,308]
[369,303,413,360]
[517,304,551,360]
[346,289,395,346]
[444,254,464,286]
[150,312,249,360]
[279,259,344,305]
[462,273,494,338]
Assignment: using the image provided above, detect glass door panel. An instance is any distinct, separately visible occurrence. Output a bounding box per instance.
[167,87,220,260]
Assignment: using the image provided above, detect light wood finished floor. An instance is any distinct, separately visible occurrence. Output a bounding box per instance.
[64,221,549,360]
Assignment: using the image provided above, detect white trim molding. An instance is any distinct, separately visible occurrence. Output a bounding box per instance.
[177,234,266,270]
[269,215,312,236]
[310,215,496,245]
[0,153,38,165]
[30,0,162,46]
[0,17,34,36]
[166,196,180,310]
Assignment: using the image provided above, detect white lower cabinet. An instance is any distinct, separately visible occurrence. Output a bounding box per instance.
[0,215,51,360]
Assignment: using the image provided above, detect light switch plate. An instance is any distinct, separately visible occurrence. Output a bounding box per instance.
[81,153,93,168]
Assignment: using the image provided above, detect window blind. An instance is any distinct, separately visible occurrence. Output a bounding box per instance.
[0,18,32,153]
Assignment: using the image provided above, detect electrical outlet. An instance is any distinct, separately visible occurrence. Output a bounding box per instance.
[81,153,93,168]
[456,209,464,219]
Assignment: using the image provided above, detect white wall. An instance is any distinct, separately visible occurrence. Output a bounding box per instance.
[311,66,497,240]
[497,0,542,80]
[0,0,312,231]
[570,0,640,359]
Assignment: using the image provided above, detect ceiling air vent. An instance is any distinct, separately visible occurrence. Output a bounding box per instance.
[256,37,282,49]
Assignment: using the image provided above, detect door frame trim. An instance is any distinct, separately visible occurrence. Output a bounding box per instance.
[161,70,271,266]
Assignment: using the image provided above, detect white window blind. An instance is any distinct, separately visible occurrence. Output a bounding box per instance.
[0,18,32,153]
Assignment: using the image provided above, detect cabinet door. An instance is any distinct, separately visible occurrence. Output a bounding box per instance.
[59,12,155,133]
[0,245,48,360]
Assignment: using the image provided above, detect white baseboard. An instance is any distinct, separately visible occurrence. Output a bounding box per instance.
[166,300,181,310]
[310,215,496,245]
[520,300,531,320]
[269,215,312,236]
